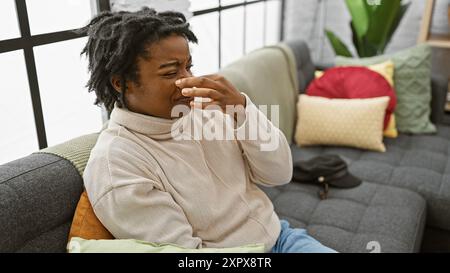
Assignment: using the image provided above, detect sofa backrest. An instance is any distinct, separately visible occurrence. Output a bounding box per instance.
[283,40,315,93]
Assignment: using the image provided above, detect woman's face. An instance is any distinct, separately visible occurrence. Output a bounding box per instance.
[112,34,194,119]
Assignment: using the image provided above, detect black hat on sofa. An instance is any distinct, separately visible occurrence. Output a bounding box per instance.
[293,155,361,194]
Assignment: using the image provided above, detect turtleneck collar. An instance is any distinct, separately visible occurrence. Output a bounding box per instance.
[109,103,188,140]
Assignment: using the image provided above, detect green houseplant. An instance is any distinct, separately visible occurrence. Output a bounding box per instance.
[326,0,411,57]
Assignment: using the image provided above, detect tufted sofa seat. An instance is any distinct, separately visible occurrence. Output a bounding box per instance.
[262,178,426,252]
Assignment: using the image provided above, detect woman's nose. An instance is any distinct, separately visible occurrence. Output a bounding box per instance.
[179,68,193,79]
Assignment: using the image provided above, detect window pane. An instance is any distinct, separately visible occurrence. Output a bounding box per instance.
[221,0,245,6]
[190,12,219,75]
[111,0,191,14]
[0,50,39,164]
[189,0,219,12]
[34,37,103,146]
[0,0,20,40]
[245,2,265,53]
[265,0,281,45]
[26,0,93,35]
[221,7,244,67]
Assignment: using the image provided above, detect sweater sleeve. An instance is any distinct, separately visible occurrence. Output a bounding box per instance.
[234,93,293,187]
[86,137,202,249]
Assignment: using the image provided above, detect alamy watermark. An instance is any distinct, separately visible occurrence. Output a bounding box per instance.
[168,102,281,151]
[366,0,381,6]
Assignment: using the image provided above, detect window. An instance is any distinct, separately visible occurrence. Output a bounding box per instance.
[245,2,265,53]
[221,0,245,5]
[34,37,103,146]
[190,12,220,75]
[189,0,284,74]
[0,0,109,164]
[0,0,20,40]
[26,0,94,35]
[0,50,38,164]
[189,0,219,12]
[221,6,244,67]
[265,0,282,45]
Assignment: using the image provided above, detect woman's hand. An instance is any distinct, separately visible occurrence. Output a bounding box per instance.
[175,74,246,113]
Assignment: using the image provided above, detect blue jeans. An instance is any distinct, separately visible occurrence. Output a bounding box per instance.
[270,220,337,253]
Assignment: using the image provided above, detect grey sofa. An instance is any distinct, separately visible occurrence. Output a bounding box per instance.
[0,40,449,253]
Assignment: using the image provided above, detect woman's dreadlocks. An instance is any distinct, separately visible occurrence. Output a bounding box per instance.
[78,7,198,113]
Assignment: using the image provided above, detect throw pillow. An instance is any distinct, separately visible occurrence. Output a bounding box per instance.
[68,191,114,242]
[67,237,265,253]
[295,95,389,152]
[336,44,435,134]
[314,60,397,138]
[307,66,396,130]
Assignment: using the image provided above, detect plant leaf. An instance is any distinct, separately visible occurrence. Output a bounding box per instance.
[325,29,353,57]
[366,0,401,55]
[350,21,377,57]
[345,0,370,41]
[350,21,364,57]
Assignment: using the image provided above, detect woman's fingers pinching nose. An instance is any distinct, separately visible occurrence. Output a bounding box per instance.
[175,78,192,87]
[181,88,190,96]
[181,86,196,96]
[175,79,183,86]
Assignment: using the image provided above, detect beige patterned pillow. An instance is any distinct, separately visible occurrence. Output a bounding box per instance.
[295,95,389,152]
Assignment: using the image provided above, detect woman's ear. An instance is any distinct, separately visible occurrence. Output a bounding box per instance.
[111,75,122,93]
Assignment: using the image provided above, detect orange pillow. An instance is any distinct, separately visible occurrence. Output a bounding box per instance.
[68,191,114,242]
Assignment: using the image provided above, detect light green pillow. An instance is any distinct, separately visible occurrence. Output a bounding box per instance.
[336,44,436,134]
[67,237,265,253]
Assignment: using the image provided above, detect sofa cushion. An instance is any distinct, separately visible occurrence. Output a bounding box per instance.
[306,66,396,129]
[336,44,436,134]
[294,95,389,152]
[67,237,265,253]
[68,191,114,242]
[260,179,426,252]
[290,124,450,233]
[314,61,399,138]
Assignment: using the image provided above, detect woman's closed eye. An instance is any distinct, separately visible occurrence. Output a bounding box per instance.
[163,64,194,78]
[163,71,178,78]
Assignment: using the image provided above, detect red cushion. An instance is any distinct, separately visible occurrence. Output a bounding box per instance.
[306,66,396,129]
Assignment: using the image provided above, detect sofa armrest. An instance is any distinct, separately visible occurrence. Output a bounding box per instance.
[0,153,84,252]
[430,75,448,125]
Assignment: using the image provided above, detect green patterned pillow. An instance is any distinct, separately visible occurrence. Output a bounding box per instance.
[336,44,436,134]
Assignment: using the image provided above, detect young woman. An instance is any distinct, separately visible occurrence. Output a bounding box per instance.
[81,7,335,253]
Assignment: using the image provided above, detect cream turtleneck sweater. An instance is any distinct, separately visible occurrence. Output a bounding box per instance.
[83,94,293,252]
